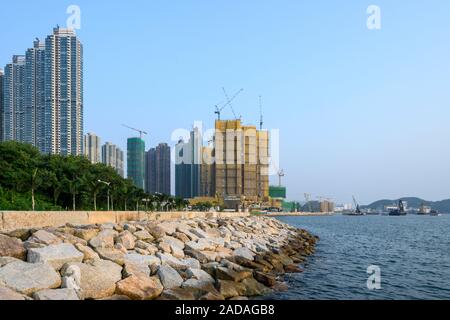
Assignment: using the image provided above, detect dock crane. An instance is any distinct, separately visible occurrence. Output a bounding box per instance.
[215,88,243,121]
[122,124,148,139]
[352,195,361,214]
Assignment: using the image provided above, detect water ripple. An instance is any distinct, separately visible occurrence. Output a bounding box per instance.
[265,215,450,300]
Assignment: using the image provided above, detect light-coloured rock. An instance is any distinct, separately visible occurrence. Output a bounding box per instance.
[88,229,117,249]
[123,262,150,278]
[74,243,100,261]
[0,234,27,260]
[161,236,184,250]
[156,253,187,270]
[0,261,61,295]
[233,247,255,261]
[190,228,209,239]
[134,230,153,241]
[115,275,163,300]
[0,286,27,300]
[157,265,183,289]
[158,242,171,254]
[181,258,201,270]
[147,226,166,239]
[94,248,125,265]
[186,268,215,283]
[124,253,160,267]
[61,260,122,300]
[158,222,178,235]
[27,243,83,270]
[0,257,21,267]
[74,228,98,241]
[171,246,185,259]
[135,241,158,254]
[28,230,62,246]
[115,231,136,250]
[33,288,79,300]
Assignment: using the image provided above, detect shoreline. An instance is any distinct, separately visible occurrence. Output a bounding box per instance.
[0,215,318,300]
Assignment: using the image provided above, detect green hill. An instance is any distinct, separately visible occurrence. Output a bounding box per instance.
[363,197,450,213]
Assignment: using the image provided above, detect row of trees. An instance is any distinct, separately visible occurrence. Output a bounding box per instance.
[0,141,189,211]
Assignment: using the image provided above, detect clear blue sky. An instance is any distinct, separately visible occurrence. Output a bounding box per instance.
[1,0,450,204]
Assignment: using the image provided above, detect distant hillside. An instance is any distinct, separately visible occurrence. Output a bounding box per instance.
[363,197,450,213]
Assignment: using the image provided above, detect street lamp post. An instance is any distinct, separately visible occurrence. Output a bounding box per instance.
[98,180,111,211]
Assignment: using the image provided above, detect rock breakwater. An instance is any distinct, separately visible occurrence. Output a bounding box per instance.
[0,216,318,300]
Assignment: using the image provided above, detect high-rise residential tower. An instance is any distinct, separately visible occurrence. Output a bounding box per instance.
[175,127,202,199]
[102,142,124,177]
[44,27,84,155]
[3,55,26,142]
[127,137,145,189]
[83,133,101,164]
[214,119,269,203]
[25,39,45,147]
[0,69,4,142]
[1,27,83,155]
[145,143,171,195]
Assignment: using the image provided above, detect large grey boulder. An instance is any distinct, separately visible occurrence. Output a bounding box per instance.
[160,236,185,250]
[88,229,117,249]
[33,288,80,300]
[0,234,26,260]
[0,257,21,267]
[115,231,136,250]
[61,260,122,300]
[186,268,215,283]
[0,261,61,295]
[26,230,62,247]
[27,243,84,270]
[124,253,160,267]
[233,247,255,261]
[157,265,183,289]
[156,253,187,270]
[0,286,28,300]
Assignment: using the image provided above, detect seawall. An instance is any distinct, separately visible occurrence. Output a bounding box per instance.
[0,211,250,232]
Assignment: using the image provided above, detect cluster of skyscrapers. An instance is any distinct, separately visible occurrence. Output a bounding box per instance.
[0,27,83,155]
[1,27,271,207]
[126,138,171,195]
[83,133,124,177]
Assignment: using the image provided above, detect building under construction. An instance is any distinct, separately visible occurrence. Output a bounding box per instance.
[213,119,269,207]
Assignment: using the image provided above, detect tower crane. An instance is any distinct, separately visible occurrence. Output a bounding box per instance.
[214,88,243,120]
[216,88,243,121]
[122,124,148,139]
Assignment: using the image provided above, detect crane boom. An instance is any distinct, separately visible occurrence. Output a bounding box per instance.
[122,124,148,139]
[215,88,243,120]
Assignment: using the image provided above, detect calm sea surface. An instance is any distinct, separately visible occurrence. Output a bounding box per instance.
[265,215,450,300]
